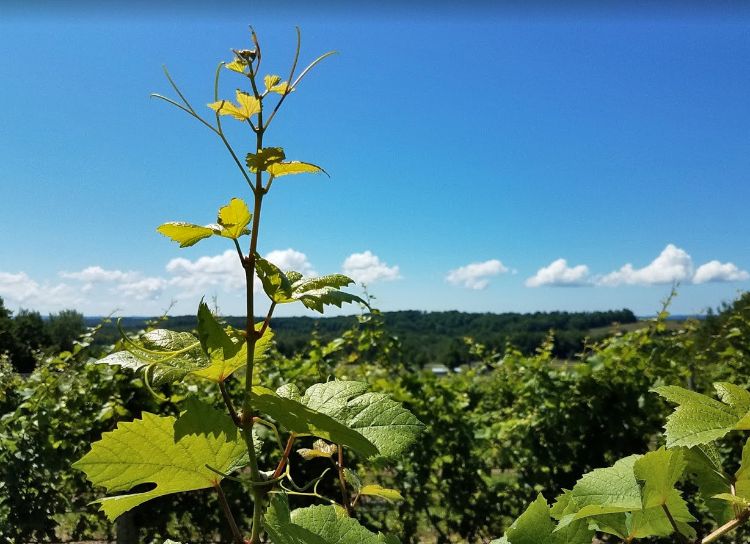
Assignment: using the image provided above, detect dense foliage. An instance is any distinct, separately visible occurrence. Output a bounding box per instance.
[1,292,748,542]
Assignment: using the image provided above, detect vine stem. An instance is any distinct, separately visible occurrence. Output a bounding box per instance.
[219,381,240,427]
[214,482,243,544]
[272,433,297,479]
[700,509,750,543]
[336,445,352,515]
[240,57,266,544]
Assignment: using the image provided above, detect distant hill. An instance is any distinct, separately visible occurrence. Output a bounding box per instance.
[86,308,637,368]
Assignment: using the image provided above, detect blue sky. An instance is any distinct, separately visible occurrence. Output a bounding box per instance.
[1,4,749,317]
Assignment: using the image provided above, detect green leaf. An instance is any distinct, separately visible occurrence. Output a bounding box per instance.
[503,494,593,544]
[264,495,399,544]
[96,308,273,384]
[632,448,696,538]
[555,451,696,540]
[684,445,734,523]
[292,274,354,293]
[208,90,261,120]
[712,493,750,507]
[634,447,687,509]
[291,274,363,312]
[96,326,206,386]
[157,222,214,248]
[267,161,326,177]
[556,455,643,527]
[359,485,403,502]
[246,147,286,172]
[256,267,366,313]
[255,255,293,303]
[73,399,248,520]
[298,381,423,458]
[653,383,750,447]
[343,467,361,492]
[729,436,750,500]
[251,385,379,458]
[216,198,251,239]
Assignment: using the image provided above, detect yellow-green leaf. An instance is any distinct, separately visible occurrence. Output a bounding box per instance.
[359,485,403,502]
[246,147,286,172]
[192,302,273,383]
[267,161,325,177]
[298,439,337,461]
[73,400,248,521]
[208,90,261,121]
[217,197,251,239]
[264,74,281,89]
[263,74,292,94]
[157,222,214,248]
[226,58,248,74]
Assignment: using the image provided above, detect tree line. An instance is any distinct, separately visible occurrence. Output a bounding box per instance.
[0,296,85,373]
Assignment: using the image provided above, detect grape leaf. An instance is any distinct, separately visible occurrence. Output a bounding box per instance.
[555,451,696,540]
[264,74,291,94]
[254,258,366,313]
[263,74,291,94]
[264,495,399,544]
[267,161,326,177]
[255,255,294,302]
[216,197,251,240]
[712,436,750,510]
[634,447,687,509]
[684,445,733,523]
[297,439,337,461]
[251,386,379,458]
[556,455,643,528]
[359,485,403,502]
[653,383,750,447]
[297,380,424,458]
[246,147,286,172]
[264,74,281,89]
[290,274,366,313]
[500,494,593,544]
[226,58,248,74]
[343,468,362,492]
[73,399,248,521]
[157,222,214,247]
[96,307,273,384]
[208,90,261,120]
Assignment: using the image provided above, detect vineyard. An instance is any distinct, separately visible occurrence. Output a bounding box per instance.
[1,292,749,542]
[1,21,749,544]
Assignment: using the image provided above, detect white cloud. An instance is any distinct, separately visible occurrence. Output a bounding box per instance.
[60,265,137,283]
[446,259,508,290]
[266,249,316,277]
[342,251,400,284]
[0,271,80,309]
[165,249,245,295]
[598,244,694,287]
[163,248,315,298]
[693,260,750,284]
[117,277,169,301]
[525,259,590,287]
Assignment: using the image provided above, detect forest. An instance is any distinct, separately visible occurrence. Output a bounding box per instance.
[82,307,638,368]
